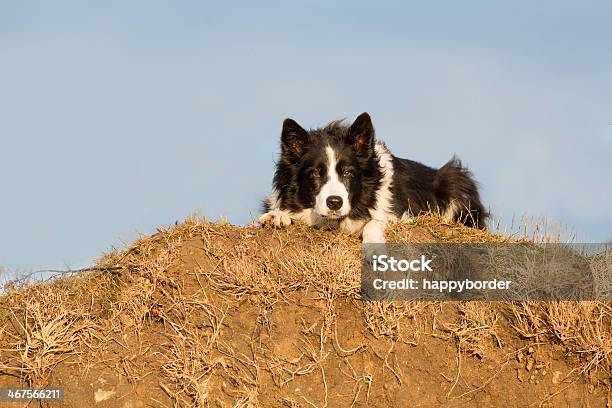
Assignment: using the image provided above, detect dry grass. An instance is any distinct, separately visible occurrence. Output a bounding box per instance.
[0,214,611,406]
[441,302,502,358]
[510,301,612,386]
[0,285,98,386]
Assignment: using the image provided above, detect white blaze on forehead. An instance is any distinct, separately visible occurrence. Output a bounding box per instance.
[314,146,350,217]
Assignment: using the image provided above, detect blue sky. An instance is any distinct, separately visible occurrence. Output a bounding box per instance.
[1,1,611,275]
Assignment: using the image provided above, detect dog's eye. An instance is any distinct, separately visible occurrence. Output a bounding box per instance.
[343,169,354,178]
[310,169,321,178]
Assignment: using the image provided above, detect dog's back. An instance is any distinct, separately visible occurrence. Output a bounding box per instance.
[433,157,487,228]
[390,155,487,228]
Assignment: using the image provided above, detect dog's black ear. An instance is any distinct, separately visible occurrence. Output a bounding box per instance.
[281,118,309,161]
[347,112,375,154]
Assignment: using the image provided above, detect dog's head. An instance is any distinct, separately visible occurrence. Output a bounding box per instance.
[280,112,378,220]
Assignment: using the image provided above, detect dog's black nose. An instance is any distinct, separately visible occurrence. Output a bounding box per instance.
[326,196,343,211]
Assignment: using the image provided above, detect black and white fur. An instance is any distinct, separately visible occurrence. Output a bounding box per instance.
[260,112,487,242]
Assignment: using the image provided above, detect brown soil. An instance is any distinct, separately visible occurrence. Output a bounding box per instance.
[1,216,611,407]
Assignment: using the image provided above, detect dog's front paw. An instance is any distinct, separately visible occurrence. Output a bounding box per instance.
[259,209,292,228]
[362,220,387,244]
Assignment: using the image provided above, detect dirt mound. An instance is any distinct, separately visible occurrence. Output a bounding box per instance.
[1,216,611,407]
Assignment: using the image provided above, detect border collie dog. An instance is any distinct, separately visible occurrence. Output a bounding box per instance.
[260,112,487,243]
